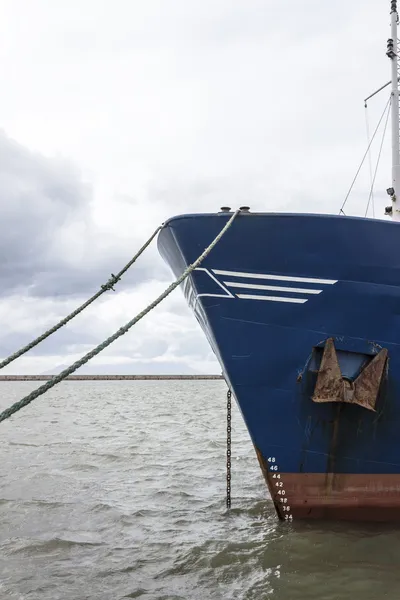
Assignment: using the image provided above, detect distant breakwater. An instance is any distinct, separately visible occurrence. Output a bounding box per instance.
[0,375,223,382]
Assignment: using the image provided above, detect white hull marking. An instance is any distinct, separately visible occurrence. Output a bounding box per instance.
[193,268,234,299]
[224,281,322,294]
[236,294,308,303]
[213,269,337,285]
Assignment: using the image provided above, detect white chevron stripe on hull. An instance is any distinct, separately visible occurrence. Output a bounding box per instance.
[188,267,338,306]
[223,281,322,294]
[236,294,308,303]
[212,269,337,285]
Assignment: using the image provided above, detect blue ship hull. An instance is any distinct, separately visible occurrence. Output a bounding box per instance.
[158,211,400,521]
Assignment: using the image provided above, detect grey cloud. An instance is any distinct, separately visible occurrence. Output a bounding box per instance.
[0,326,100,359]
[0,293,194,366]
[0,132,169,298]
[0,131,88,294]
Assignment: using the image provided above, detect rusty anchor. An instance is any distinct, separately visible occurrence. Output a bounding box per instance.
[312,338,388,411]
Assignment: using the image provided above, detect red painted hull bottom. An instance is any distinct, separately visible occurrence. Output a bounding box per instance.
[269,474,400,522]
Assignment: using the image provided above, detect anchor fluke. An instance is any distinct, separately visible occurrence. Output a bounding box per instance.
[312,338,388,412]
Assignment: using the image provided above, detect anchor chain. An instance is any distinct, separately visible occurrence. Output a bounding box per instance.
[226,389,232,509]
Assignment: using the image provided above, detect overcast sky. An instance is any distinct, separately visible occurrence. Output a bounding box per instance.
[0,0,393,374]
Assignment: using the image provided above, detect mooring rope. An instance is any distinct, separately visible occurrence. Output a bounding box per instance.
[0,209,240,424]
[0,225,163,371]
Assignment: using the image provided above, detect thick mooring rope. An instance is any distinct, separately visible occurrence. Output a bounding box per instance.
[0,210,240,424]
[0,226,163,371]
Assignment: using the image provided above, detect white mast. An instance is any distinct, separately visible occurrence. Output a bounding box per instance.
[387,0,400,220]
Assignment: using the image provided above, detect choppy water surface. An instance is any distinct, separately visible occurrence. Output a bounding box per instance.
[0,380,399,599]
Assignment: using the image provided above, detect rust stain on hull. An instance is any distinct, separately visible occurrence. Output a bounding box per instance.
[267,473,400,521]
[324,404,342,495]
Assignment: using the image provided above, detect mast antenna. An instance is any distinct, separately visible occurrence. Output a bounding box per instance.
[386,0,400,220]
